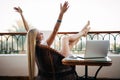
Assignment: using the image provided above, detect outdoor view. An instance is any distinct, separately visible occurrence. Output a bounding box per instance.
[0,0,120,54]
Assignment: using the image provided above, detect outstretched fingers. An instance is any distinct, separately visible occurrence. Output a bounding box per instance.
[14,7,22,13]
[60,1,69,14]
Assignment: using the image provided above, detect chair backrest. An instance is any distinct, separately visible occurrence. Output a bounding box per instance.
[35,45,56,74]
[35,45,78,80]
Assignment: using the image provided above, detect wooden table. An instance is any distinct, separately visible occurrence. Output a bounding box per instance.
[62,55,112,80]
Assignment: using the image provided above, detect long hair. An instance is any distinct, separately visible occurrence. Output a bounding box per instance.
[27,29,38,80]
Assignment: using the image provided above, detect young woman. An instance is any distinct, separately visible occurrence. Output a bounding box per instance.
[14,1,90,57]
[14,1,90,80]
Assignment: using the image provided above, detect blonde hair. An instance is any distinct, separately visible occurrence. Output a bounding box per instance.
[27,29,38,80]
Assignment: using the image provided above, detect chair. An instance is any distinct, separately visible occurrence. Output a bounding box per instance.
[27,29,78,80]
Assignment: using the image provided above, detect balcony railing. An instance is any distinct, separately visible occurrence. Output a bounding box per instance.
[0,31,120,54]
[0,32,26,54]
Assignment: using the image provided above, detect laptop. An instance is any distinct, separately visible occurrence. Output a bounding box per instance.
[70,40,110,59]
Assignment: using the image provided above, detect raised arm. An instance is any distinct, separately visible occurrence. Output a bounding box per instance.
[14,7,29,31]
[47,1,69,46]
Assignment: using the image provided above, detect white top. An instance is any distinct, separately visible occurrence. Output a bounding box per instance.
[40,39,48,46]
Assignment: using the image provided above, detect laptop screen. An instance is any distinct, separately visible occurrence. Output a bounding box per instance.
[84,40,110,58]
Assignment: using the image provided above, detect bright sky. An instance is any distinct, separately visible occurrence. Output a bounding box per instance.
[0,0,120,32]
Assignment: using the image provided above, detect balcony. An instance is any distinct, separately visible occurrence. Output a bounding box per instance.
[0,31,120,54]
[0,31,120,79]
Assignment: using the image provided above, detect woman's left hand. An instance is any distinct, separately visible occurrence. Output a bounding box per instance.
[60,1,69,14]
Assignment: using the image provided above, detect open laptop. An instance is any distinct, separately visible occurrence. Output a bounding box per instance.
[70,40,110,59]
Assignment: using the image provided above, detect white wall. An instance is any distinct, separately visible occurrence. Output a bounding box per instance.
[0,54,29,76]
[0,54,120,79]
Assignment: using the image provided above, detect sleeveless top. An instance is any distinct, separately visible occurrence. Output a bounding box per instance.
[40,40,48,46]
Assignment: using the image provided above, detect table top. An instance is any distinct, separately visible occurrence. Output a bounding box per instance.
[62,54,112,66]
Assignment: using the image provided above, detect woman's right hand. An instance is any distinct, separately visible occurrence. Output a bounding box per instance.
[14,7,22,14]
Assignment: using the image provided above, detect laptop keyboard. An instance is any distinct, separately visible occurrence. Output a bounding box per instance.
[69,55,105,59]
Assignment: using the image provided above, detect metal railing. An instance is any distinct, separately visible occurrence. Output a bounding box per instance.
[0,32,26,54]
[55,31,120,54]
[0,31,120,54]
